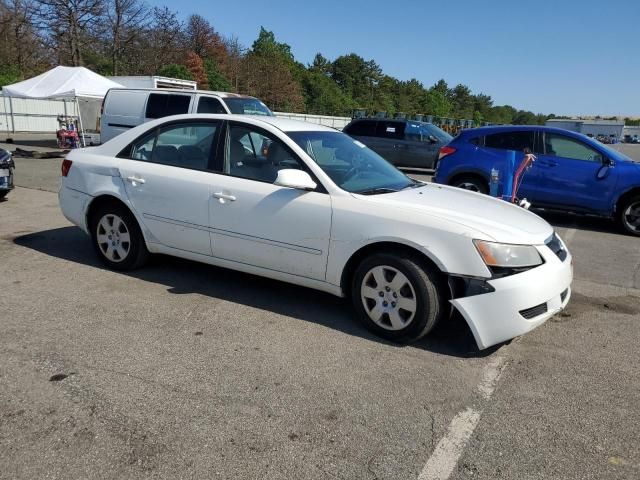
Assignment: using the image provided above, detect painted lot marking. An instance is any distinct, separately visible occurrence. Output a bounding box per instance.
[418,355,508,480]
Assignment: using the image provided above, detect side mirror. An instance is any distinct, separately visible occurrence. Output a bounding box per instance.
[603,157,615,166]
[274,169,317,191]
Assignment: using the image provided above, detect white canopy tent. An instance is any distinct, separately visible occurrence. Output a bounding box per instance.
[1,66,123,146]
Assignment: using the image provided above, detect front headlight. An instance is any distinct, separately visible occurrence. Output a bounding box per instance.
[473,240,543,269]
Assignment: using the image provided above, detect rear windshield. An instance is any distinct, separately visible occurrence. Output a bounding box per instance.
[224,98,273,116]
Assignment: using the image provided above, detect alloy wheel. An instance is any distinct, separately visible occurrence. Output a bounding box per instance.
[360,265,417,330]
[457,181,480,192]
[96,213,131,262]
[623,201,640,233]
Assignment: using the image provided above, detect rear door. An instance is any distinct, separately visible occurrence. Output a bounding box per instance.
[528,132,618,212]
[373,120,405,165]
[481,130,538,198]
[118,120,222,256]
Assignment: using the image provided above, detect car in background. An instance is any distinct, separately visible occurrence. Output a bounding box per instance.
[343,118,452,169]
[433,125,640,236]
[0,148,14,199]
[59,114,572,350]
[100,88,273,143]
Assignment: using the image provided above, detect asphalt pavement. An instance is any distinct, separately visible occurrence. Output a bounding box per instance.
[0,143,639,479]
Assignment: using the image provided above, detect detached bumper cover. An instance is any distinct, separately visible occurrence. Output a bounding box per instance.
[451,245,573,350]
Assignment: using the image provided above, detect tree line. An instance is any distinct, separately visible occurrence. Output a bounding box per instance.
[0,0,557,124]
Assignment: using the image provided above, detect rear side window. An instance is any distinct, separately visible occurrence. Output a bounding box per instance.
[197,97,227,114]
[344,120,377,136]
[145,93,191,119]
[375,121,405,140]
[484,131,535,152]
[125,121,219,170]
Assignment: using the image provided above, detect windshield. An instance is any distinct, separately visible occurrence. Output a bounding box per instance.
[224,98,273,116]
[288,131,416,194]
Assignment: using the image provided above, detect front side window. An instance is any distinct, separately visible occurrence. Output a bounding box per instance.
[545,133,603,162]
[484,131,535,152]
[223,98,273,116]
[126,122,218,170]
[289,131,414,194]
[145,93,191,119]
[225,124,304,183]
[197,97,227,114]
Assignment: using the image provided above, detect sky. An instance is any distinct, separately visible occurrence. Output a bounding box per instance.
[147,0,640,116]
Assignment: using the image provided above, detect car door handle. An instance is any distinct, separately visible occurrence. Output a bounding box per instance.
[393,144,408,149]
[212,192,236,202]
[126,176,145,185]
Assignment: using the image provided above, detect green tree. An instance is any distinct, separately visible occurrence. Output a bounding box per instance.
[157,63,193,80]
[330,54,382,109]
[204,58,231,91]
[422,89,452,117]
[0,65,21,87]
[301,70,354,116]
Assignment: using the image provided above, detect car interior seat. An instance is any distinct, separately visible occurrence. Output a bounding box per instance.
[154,145,178,164]
[178,145,206,169]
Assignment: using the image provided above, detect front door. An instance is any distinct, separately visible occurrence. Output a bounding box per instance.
[525,132,618,212]
[119,120,221,256]
[208,122,332,280]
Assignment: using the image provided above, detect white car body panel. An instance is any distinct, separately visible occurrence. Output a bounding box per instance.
[59,114,573,349]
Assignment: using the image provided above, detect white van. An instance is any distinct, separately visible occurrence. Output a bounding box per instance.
[100,89,273,143]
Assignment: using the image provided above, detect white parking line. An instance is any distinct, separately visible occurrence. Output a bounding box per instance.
[418,355,508,480]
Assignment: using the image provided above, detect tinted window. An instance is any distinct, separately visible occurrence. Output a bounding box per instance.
[197,97,227,114]
[127,122,218,170]
[545,134,603,162]
[344,120,377,136]
[484,131,535,152]
[145,93,191,119]
[225,124,304,183]
[375,121,405,140]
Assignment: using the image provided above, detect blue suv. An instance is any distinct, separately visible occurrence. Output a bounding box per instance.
[433,126,640,236]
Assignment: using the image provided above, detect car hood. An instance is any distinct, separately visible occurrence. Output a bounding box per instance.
[355,183,554,245]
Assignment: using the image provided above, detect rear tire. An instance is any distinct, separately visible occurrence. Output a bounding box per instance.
[0,191,8,200]
[450,175,488,194]
[351,252,443,343]
[618,195,640,237]
[89,202,149,270]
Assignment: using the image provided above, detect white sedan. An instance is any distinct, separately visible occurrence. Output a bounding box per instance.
[59,114,572,349]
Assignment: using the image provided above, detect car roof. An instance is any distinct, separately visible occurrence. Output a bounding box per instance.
[107,88,258,99]
[459,125,588,137]
[137,113,338,133]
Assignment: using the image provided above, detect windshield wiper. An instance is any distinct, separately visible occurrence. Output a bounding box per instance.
[402,179,424,189]
[354,187,399,195]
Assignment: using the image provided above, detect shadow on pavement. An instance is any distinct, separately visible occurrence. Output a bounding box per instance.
[13,226,499,359]
[536,209,622,236]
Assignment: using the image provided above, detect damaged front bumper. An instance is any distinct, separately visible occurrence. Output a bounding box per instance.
[450,245,573,350]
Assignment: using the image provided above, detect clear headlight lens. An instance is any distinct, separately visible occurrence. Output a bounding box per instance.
[473,240,543,268]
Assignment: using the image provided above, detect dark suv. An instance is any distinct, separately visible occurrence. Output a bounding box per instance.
[343,118,452,169]
[0,148,14,200]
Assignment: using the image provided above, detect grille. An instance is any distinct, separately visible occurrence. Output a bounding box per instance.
[546,233,567,261]
[560,289,568,302]
[519,302,548,319]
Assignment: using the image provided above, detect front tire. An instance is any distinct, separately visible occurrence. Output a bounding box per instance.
[0,190,8,200]
[89,203,149,270]
[618,195,640,236]
[351,252,443,343]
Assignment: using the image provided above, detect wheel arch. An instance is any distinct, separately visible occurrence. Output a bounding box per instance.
[339,240,447,297]
[85,194,149,243]
[447,169,490,188]
[615,186,640,214]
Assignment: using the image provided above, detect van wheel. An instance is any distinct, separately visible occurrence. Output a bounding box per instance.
[351,252,443,343]
[451,175,488,194]
[618,195,640,236]
[89,203,149,270]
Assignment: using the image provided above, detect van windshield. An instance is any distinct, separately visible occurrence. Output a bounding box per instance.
[224,98,273,116]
